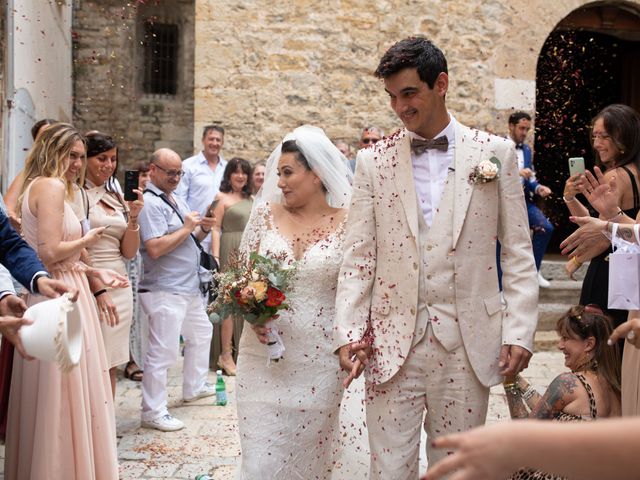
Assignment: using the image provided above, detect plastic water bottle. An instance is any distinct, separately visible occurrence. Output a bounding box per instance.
[215,369,227,406]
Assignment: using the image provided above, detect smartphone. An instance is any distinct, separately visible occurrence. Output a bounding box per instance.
[205,200,219,217]
[568,157,586,176]
[124,170,140,201]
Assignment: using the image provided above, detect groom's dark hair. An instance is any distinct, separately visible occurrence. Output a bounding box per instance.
[374,36,447,89]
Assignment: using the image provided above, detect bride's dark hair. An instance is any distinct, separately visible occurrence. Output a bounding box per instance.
[281,140,326,192]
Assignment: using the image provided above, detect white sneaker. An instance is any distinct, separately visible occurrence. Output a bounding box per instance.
[141,414,184,432]
[538,272,551,288]
[183,382,216,402]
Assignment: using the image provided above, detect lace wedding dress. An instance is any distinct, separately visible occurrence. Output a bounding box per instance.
[236,203,368,479]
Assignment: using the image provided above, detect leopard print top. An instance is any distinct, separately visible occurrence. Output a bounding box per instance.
[508,373,597,480]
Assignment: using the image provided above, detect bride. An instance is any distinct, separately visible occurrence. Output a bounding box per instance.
[236,125,368,479]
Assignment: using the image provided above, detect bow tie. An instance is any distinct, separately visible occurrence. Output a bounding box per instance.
[411,135,449,155]
[515,144,524,150]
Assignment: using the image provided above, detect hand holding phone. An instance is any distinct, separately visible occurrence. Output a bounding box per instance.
[124,170,140,201]
[568,157,585,177]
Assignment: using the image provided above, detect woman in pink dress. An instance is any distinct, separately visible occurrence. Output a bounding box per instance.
[5,123,124,479]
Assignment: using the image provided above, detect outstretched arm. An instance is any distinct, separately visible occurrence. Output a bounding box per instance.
[426,418,640,480]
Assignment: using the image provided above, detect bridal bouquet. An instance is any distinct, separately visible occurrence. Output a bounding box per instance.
[208,251,296,362]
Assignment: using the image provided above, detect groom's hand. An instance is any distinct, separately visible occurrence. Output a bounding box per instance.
[498,344,531,376]
[339,341,371,388]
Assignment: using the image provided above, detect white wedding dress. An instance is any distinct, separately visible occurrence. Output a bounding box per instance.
[236,203,369,479]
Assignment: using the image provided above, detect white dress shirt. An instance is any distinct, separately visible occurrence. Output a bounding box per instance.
[410,115,456,227]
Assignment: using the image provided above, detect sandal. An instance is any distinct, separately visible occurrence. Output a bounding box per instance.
[124,360,143,382]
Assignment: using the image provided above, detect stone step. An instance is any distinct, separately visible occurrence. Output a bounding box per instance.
[537,303,570,331]
[540,258,589,281]
[539,280,582,305]
[534,330,560,352]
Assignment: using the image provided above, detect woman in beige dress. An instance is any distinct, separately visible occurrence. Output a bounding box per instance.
[5,123,127,479]
[83,132,143,395]
[210,157,253,375]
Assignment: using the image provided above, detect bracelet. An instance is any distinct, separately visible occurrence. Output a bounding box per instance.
[127,223,140,232]
[93,289,107,298]
[562,195,576,202]
[606,209,623,221]
[504,383,521,395]
[523,386,537,401]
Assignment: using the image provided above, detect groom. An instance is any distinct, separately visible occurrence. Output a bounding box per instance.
[334,36,538,478]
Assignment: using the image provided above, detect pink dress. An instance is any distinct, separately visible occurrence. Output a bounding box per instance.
[4,180,118,479]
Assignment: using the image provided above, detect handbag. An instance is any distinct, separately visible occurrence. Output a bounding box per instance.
[608,223,640,310]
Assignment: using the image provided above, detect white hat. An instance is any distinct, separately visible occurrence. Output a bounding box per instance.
[20,292,82,372]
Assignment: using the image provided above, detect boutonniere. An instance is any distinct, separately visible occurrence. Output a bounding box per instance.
[469,157,501,185]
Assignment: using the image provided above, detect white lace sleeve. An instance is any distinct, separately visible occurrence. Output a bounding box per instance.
[239,202,270,255]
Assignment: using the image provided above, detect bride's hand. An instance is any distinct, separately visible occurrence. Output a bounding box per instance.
[251,324,270,344]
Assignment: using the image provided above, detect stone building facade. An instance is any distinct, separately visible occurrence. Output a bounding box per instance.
[193,0,640,160]
[72,0,640,175]
[72,0,195,165]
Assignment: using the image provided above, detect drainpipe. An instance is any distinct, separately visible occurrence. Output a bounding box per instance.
[2,0,15,192]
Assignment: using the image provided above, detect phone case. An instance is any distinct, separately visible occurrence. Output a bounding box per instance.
[568,157,585,176]
[124,170,140,201]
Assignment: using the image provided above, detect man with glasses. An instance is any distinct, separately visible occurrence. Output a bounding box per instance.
[176,125,227,253]
[351,127,384,172]
[359,126,383,149]
[138,148,215,432]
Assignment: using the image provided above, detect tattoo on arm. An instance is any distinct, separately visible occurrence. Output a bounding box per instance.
[619,226,634,242]
[529,373,577,419]
[506,390,530,419]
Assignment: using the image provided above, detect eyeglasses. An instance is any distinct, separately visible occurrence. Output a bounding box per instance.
[591,132,612,141]
[361,138,380,145]
[153,163,184,178]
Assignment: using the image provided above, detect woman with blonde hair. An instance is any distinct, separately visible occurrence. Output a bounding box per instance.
[5,123,125,479]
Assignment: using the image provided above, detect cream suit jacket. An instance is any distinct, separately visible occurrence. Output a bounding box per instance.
[334,124,539,387]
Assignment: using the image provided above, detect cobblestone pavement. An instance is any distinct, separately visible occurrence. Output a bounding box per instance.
[0,350,565,479]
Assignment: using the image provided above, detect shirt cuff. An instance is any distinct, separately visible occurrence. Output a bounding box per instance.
[0,291,14,300]
[30,271,50,294]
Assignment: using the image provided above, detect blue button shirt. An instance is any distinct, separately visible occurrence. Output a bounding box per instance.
[175,151,227,252]
[138,182,200,294]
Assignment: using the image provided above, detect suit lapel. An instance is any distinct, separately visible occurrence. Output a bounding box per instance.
[452,124,480,248]
[391,132,419,240]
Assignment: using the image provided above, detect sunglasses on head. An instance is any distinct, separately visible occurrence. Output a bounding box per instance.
[362,138,379,145]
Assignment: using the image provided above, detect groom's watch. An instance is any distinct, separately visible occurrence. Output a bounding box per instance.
[31,272,52,295]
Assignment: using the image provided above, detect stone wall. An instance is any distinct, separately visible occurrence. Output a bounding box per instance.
[193,0,640,160]
[73,0,195,166]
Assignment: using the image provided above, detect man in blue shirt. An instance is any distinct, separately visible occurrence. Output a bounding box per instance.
[175,125,227,254]
[138,148,215,432]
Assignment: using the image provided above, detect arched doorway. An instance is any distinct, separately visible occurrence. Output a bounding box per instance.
[534,2,640,251]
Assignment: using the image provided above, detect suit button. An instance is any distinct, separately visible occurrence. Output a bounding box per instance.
[413,262,419,271]
[426,274,432,280]
[427,302,433,307]
[426,245,433,251]
[410,307,416,315]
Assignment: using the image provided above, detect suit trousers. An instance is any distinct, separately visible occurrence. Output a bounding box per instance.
[140,291,213,421]
[366,323,489,479]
